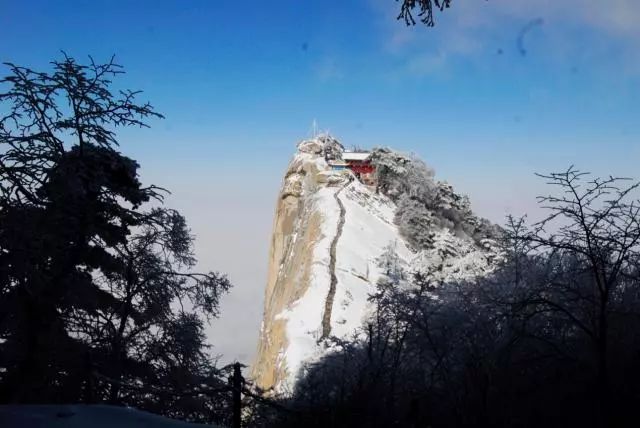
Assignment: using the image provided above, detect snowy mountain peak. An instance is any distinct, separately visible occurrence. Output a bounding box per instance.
[252,137,500,392]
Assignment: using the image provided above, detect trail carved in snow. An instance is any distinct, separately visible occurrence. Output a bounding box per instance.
[320,183,348,340]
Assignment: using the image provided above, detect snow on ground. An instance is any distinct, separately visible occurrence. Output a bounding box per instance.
[331,180,413,339]
[275,175,343,391]
[0,405,215,428]
[275,171,418,390]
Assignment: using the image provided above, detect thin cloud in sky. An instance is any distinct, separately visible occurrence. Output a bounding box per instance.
[493,0,640,37]
[371,0,640,76]
[313,55,344,81]
[406,51,448,75]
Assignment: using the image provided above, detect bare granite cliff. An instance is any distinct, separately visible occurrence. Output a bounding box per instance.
[251,138,350,390]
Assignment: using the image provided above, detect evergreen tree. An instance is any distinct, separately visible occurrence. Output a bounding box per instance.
[369,147,410,196]
[0,55,231,423]
[394,195,436,250]
[377,241,405,282]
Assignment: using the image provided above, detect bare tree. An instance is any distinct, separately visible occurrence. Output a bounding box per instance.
[518,166,640,422]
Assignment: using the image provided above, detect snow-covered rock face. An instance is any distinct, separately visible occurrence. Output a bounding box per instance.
[251,138,499,393]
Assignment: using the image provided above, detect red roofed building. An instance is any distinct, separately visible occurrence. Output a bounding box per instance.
[331,151,376,185]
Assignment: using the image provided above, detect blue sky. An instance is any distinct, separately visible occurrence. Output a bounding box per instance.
[2,0,639,362]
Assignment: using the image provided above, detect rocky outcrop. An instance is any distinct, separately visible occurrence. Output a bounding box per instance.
[251,145,350,390]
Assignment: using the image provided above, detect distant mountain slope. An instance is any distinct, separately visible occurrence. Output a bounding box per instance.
[252,136,500,392]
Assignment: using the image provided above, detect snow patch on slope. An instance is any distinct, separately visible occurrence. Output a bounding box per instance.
[275,173,419,391]
[331,180,412,339]
[274,183,343,391]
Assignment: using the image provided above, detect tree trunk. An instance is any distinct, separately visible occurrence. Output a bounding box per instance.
[595,298,609,426]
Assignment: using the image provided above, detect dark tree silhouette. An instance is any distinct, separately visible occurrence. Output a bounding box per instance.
[519,167,640,424]
[397,0,452,26]
[0,55,232,424]
[0,54,163,403]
